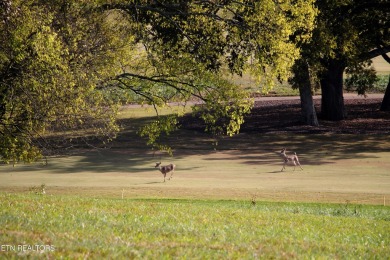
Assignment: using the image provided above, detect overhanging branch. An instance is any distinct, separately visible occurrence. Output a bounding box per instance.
[361,46,390,61]
[114,72,208,102]
[382,52,390,64]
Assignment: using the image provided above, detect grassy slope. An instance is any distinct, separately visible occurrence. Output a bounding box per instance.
[0,193,389,259]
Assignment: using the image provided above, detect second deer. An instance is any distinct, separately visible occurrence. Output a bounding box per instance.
[155,162,176,182]
[280,148,303,172]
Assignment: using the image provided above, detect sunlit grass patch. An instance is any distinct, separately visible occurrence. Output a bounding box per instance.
[1,193,389,258]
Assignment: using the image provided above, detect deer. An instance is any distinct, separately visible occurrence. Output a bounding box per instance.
[280,148,303,172]
[155,162,176,182]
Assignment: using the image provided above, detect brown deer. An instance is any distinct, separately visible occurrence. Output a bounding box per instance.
[280,148,303,172]
[155,162,176,182]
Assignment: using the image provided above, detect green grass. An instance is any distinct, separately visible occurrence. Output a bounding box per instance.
[0,193,389,259]
[373,74,390,92]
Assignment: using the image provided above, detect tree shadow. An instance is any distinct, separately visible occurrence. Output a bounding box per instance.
[15,147,203,175]
[28,129,390,174]
[3,99,388,173]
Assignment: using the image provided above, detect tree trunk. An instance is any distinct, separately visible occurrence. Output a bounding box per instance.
[299,85,319,126]
[320,60,346,121]
[299,63,319,126]
[380,75,390,111]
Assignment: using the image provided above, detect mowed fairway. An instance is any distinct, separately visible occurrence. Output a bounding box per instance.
[1,133,389,204]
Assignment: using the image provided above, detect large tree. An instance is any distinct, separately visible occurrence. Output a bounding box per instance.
[0,0,133,163]
[0,0,316,162]
[292,0,390,122]
[101,0,316,150]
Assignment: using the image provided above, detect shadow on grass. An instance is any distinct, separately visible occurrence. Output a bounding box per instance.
[7,101,389,173]
[12,146,203,174]
[143,181,164,185]
[30,131,389,174]
[159,130,389,165]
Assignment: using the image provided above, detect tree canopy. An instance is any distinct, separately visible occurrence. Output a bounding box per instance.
[290,0,390,121]
[0,0,316,163]
[101,0,316,151]
[0,0,131,162]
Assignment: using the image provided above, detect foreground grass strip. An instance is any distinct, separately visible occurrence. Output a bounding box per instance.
[0,193,389,258]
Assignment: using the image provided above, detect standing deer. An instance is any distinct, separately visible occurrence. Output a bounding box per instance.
[155,162,176,182]
[280,148,303,172]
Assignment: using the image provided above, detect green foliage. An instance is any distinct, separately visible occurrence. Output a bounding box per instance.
[0,0,64,163]
[0,0,132,163]
[107,38,255,149]
[129,58,253,152]
[241,0,317,91]
[126,0,317,89]
[193,79,253,137]
[138,115,179,155]
[104,0,315,150]
[375,74,390,92]
[1,0,317,161]
[0,137,42,164]
[345,62,379,95]
[291,0,390,96]
[1,194,389,258]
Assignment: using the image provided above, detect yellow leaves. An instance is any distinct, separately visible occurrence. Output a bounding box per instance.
[138,115,179,155]
[192,77,253,137]
[0,136,42,164]
[32,28,64,66]
[238,0,316,91]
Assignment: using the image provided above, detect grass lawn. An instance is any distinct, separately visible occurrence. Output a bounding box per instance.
[1,193,389,259]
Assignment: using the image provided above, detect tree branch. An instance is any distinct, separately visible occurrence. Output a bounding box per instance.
[382,52,390,64]
[360,46,390,61]
[114,72,208,102]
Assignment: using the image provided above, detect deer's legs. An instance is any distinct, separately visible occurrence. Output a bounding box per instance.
[168,171,174,180]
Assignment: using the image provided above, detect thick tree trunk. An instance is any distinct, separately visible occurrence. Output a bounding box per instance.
[320,60,346,121]
[299,85,319,126]
[380,75,390,111]
[298,63,319,126]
